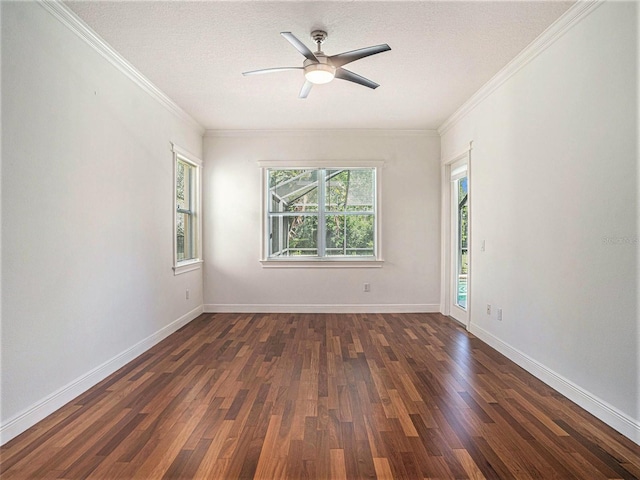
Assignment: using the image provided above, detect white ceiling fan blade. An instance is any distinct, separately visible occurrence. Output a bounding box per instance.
[299,81,313,99]
[329,44,391,68]
[335,68,380,89]
[281,32,319,63]
[242,67,302,76]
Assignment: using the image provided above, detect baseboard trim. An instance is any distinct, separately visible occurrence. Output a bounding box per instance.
[204,304,440,314]
[0,305,204,445]
[470,324,640,445]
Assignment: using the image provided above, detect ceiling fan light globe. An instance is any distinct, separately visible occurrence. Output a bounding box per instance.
[304,63,335,84]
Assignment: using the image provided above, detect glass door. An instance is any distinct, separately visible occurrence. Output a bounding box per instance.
[455,176,468,309]
[450,159,469,325]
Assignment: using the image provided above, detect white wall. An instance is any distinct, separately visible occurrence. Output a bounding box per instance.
[441,1,638,441]
[203,131,440,312]
[1,2,204,443]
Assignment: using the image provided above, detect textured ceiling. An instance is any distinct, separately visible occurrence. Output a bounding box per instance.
[65,1,574,130]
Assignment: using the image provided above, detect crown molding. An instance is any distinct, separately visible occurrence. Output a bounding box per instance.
[38,0,204,135]
[437,0,604,137]
[204,129,439,138]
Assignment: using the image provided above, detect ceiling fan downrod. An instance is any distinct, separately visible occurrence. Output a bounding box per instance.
[311,30,328,53]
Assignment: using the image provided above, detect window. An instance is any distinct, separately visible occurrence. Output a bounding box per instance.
[261,162,383,265]
[173,143,202,275]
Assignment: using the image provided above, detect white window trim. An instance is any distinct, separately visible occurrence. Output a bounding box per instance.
[258,160,384,268]
[172,142,203,275]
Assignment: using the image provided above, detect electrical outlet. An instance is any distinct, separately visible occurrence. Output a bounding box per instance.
[486,304,491,315]
[186,289,190,300]
[498,308,503,321]
[363,283,371,292]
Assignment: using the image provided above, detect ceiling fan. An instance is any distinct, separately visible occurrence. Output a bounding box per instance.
[242,30,391,99]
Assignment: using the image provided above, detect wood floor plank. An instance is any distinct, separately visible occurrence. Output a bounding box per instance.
[2,312,639,479]
[453,448,486,479]
[329,448,348,479]
[373,457,395,480]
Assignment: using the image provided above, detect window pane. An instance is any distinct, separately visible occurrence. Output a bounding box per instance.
[177,212,193,261]
[269,214,318,257]
[176,159,196,262]
[177,160,193,211]
[268,169,318,213]
[325,214,374,256]
[270,216,281,256]
[177,161,185,207]
[325,169,374,213]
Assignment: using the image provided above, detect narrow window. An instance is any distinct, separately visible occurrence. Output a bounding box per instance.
[173,144,202,274]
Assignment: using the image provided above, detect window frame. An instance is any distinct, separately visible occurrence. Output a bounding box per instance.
[172,143,203,275]
[259,160,384,268]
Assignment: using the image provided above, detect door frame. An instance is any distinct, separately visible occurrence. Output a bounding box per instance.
[440,142,472,329]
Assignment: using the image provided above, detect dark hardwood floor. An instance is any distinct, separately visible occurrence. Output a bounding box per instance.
[2,312,639,479]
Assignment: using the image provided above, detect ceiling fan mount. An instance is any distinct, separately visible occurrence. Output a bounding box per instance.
[242,30,391,98]
[310,30,328,48]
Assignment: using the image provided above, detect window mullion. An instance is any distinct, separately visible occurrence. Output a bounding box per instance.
[318,169,326,257]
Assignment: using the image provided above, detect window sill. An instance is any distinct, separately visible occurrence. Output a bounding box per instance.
[173,259,203,275]
[260,258,384,268]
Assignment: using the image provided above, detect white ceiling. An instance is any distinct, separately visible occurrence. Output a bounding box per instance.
[65,1,574,131]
